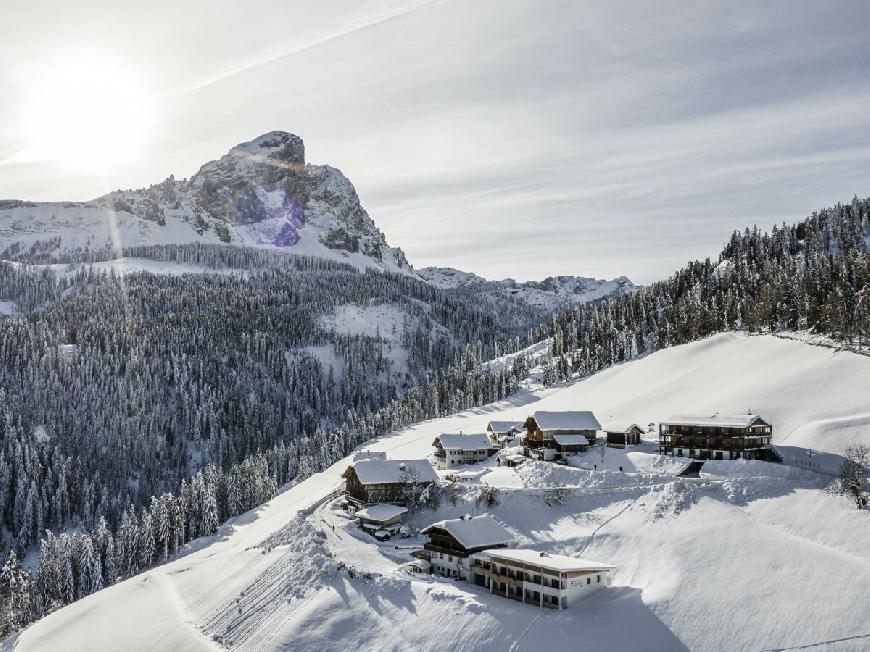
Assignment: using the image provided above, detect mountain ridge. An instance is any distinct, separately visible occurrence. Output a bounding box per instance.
[0,131,412,275]
[0,131,634,309]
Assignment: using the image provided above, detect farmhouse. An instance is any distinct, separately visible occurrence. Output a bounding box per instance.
[486,420,524,447]
[658,414,774,461]
[604,423,643,448]
[433,433,498,470]
[422,515,513,580]
[470,549,615,609]
[522,411,601,461]
[342,459,438,505]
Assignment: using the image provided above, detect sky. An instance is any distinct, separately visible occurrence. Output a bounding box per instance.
[1,0,869,284]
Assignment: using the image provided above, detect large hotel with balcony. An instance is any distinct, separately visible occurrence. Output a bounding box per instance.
[658,413,776,461]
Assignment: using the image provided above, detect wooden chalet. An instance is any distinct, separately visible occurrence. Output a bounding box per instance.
[658,414,774,461]
[342,459,438,505]
[422,515,513,580]
[522,411,601,461]
[604,423,643,448]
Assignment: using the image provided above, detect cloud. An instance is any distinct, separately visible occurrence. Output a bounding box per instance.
[182,0,439,93]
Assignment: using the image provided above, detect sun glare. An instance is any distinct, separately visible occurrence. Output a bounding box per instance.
[17,58,156,171]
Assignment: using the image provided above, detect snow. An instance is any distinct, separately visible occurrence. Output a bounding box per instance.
[318,302,417,378]
[354,504,408,522]
[483,548,615,572]
[486,420,523,434]
[421,515,514,549]
[529,410,601,431]
[42,257,249,279]
[417,267,635,312]
[12,332,870,652]
[349,459,438,485]
[552,434,589,446]
[434,434,493,450]
[662,414,764,428]
[0,300,18,317]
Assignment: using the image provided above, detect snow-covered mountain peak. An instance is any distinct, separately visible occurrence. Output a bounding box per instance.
[0,131,412,274]
[418,266,635,311]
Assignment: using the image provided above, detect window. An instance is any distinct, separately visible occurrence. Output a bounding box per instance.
[596,574,601,583]
[586,577,591,585]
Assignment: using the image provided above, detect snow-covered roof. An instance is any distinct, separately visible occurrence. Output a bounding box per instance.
[434,433,494,450]
[350,450,387,462]
[526,411,601,431]
[422,515,514,549]
[348,460,438,485]
[486,420,524,434]
[553,434,589,446]
[354,503,408,522]
[483,548,615,573]
[602,423,641,434]
[662,414,766,428]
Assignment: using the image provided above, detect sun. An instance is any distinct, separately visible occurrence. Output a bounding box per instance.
[16,57,157,171]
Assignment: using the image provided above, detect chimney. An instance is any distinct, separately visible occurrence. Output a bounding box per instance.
[539,552,548,558]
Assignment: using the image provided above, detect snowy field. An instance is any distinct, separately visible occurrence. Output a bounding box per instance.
[9,333,870,652]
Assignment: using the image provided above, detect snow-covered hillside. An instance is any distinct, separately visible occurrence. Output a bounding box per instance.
[418,266,634,311]
[11,333,870,651]
[0,132,412,275]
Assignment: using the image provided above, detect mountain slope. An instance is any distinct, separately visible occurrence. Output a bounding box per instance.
[0,132,411,274]
[419,267,635,312]
[13,333,870,651]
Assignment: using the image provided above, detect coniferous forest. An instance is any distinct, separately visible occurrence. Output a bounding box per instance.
[0,198,868,632]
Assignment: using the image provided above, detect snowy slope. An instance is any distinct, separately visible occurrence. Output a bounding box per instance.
[11,333,870,652]
[0,132,412,275]
[418,266,634,311]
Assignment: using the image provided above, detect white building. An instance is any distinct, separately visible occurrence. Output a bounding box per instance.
[470,549,615,609]
[422,515,514,579]
[432,433,498,470]
[486,420,524,447]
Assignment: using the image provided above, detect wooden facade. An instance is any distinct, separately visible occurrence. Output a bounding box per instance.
[658,415,775,461]
[606,425,643,448]
[342,466,434,506]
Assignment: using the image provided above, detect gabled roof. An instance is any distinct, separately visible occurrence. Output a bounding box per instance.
[422,515,514,550]
[553,434,589,446]
[346,459,438,485]
[525,411,601,431]
[433,433,494,450]
[602,423,641,434]
[486,420,524,434]
[661,414,767,428]
[354,503,408,522]
[482,548,615,573]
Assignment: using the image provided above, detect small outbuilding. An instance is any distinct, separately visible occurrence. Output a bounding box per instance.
[553,434,590,455]
[355,504,408,534]
[603,423,643,448]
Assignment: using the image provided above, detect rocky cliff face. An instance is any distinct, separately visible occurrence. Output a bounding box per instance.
[0,131,412,274]
[418,267,634,311]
